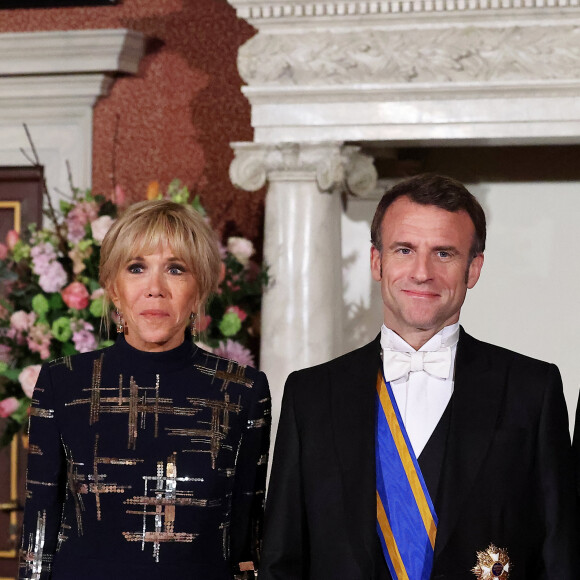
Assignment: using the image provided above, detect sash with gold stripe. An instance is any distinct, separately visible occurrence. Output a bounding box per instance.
[376,370,437,580]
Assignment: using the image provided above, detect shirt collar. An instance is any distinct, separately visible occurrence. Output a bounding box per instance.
[380,322,460,353]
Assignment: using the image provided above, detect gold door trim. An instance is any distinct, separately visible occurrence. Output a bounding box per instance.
[0,201,21,561]
[0,437,19,559]
[0,201,21,233]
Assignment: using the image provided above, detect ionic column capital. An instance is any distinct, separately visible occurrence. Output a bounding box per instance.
[229,141,377,196]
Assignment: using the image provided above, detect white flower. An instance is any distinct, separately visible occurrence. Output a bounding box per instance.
[18,364,42,398]
[227,237,254,266]
[91,215,115,245]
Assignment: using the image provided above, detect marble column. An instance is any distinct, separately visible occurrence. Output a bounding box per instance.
[230,142,377,444]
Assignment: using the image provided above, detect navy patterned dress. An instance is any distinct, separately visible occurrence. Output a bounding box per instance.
[19,335,271,579]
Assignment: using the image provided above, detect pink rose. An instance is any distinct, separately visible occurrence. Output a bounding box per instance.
[61,282,90,310]
[227,237,254,266]
[18,364,42,398]
[6,229,19,250]
[10,310,36,332]
[0,397,19,418]
[90,215,115,245]
[0,242,8,260]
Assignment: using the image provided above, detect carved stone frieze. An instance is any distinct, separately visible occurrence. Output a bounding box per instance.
[238,23,580,85]
[229,142,377,195]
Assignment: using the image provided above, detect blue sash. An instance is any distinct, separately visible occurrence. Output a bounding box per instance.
[376,371,437,580]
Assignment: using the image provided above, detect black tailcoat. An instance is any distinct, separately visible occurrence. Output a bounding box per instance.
[573,389,580,495]
[259,329,579,579]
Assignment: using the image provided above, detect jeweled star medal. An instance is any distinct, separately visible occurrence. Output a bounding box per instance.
[472,544,510,579]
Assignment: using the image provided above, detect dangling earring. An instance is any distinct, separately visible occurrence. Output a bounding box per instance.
[190,312,198,340]
[115,309,124,334]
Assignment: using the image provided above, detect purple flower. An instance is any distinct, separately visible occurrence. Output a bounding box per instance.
[38,261,68,293]
[71,320,96,353]
[72,329,97,353]
[66,219,86,244]
[30,242,57,276]
[66,201,98,243]
[213,339,255,367]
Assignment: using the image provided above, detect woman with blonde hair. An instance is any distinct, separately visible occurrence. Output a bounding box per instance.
[20,200,270,579]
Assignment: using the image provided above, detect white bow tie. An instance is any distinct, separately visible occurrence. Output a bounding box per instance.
[383,348,452,382]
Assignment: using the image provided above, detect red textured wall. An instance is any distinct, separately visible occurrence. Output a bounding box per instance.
[0,0,265,245]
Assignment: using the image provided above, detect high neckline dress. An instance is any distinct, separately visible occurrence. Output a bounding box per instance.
[20,335,271,580]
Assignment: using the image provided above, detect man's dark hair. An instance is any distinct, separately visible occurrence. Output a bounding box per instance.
[370,173,486,258]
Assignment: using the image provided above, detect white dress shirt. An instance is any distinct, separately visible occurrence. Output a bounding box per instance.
[380,322,460,458]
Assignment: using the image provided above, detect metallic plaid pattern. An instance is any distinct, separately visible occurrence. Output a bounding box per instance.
[19,337,271,580]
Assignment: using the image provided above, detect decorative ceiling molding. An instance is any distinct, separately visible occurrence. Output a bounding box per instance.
[230,0,580,23]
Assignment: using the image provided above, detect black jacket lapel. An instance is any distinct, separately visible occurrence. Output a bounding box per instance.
[434,328,507,558]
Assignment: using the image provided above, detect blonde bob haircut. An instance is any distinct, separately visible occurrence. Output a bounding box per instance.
[99,200,222,317]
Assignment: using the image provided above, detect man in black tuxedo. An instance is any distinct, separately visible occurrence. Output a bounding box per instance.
[259,174,579,580]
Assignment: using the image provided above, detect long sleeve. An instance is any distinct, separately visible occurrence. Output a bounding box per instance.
[19,363,66,580]
[19,342,273,580]
[230,370,271,576]
[537,365,580,578]
[259,372,307,580]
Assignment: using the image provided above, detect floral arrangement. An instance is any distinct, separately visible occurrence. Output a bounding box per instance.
[0,179,267,446]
